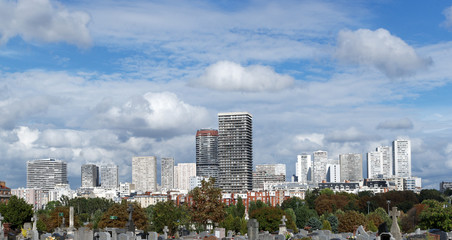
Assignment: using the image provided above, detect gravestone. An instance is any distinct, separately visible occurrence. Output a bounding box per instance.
[149,232,158,240]
[96,231,112,240]
[356,225,370,240]
[0,213,4,240]
[275,234,285,240]
[258,232,273,240]
[75,227,93,240]
[199,231,210,239]
[214,228,225,239]
[163,226,169,239]
[40,233,51,240]
[279,215,287,236]
[235,236,246,240]
[31,212,39,240]
[389,207,402,240]
[227,230,233,238]
[247,219,259,240]
[118,233,131,240]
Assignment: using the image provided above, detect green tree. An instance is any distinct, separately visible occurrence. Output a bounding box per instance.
[97,202,147,230]
[250,207,297,232]
[418,200,452,231]
[327,215,338,233]
[189,179,225,230]
[305,189,320,210]
[45,206,80,231]
[0,195,33,229]
[322,220,332,231]
[294,204,317,229]
[418,189,445,203]
[248,200,268,216]
[337,210,366,233]
[306,217,322,231]
[235,197,246,219]
[149,201,190,235]
[281,197,304,211]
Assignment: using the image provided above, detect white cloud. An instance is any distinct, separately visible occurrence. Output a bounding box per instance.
[443,6,452,30]
[0,0,91,48]
[192,61,294,92]
[325,127,378,143]
[336,28,432,77]
[377,118,414,130]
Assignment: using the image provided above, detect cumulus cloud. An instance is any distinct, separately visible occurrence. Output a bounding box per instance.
[377,118,414,130]
[0,96,55,129]
[443,6,452,30]
[192,61,294,92]
[325,127,377,143]
[0,0,91,48]
[91,92,209,137]
[336,28,432,77]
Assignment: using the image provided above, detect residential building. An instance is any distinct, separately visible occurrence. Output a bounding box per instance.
[11,188,48,210]
[252,171,285,190]
[161,157,175,190]
[174,163,196,191]
[81,164,99,188]
[27,158,67,191]
[100,164,119,189]
[0,181,11,204]
[296,154,312,184]
[378,146,393,178]
[326,163,340,183]
[393,139,411,178]
[132,156,157,192]
[440,181,452,193]
[196,129,219,179]
[255,164,286,177]
[218,112,253,192]
[340,153,363,182]
[189,176,209,191]
[312,151,328,184]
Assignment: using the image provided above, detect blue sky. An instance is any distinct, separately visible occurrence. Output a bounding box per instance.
[1,0,452,189]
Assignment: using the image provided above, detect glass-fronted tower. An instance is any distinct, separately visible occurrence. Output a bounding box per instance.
[196,129,219,180]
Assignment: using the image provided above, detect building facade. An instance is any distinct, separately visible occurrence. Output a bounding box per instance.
[255,164,286,177]
[81,164,99,188]
[312,151,328,184]
[218,112,253,192]
[27,159,68,191]
[393,139,411,178]
[296,154,312,184]
[132,156,157,192]
[340,153,363,182]
[100,164,119,189]
[196,129,219,180]
[174,163,196,191]
[161,157,175,190]
[0,181,11,204]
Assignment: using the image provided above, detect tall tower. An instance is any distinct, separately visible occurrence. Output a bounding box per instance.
[161,157,175,190]
[100,164,118,189]
[377,146,392,178]
[296,154,312,184]
[218,112,253,192]
[174,163,197,191]
[393,139,411,177]
[27,158,67,191]
[312,151,328,184]
[196,129,219,179]
[132,156,157,192]
[81,164,99,188]
[340,153,363,181]
[367,151,383,179]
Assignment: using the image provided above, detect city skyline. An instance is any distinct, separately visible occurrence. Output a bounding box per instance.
[1,1,452,190]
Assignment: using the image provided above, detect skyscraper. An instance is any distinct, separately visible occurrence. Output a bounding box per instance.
[196,129,219,179]
[393,139,411,178]
[161,157,174,190]
[81,164,99,188]
[326,163,340,183]
[132,156,157,192]
[174,163,196,191]
[296,154,312,184]
[378,146,393,178]
[340,153,363,182]
[218,112,253,192]
[100,164,118,189]
[312,151,328,184]
[255,164,286,177]
[367,151,383,179]
[27,158,67,191]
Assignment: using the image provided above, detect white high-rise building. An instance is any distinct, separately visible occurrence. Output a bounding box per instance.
[367,151,383,179]
[312,151,328,184]
[161,157,174,190]
[174,163,196,191]
[27,159,67,191]
[100,164,118,189]
[326,163,340,183]
[340,153,363,182]
[81,164,99,188]
[393,139,411,178]
[378,146,393,177]
[295,154,312,184]
[132,156,157,192]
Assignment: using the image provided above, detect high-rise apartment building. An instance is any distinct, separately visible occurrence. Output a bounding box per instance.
[393,139,411,178]
[132,156,157,192]
[100,164,118,189]
[312,151,328,184]
[296,154,312,184]
[81,164,99,188]
[378,146,392,178]
[218,112,253,192]
[255,164,286,177]
[367,151,383,179]
[326,163,340,183]
[339,153,363,182]
[196,129,219,180]
[161,157,175,190]
[27,158,67,191]
[174,163,196,191]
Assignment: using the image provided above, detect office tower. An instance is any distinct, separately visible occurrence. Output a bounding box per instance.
[196,129,219,179]
[27,158,67,191]
[100,164,118,189]
[81,164,99,188]
[161,157,174,190]
[393,139,411,177]
[312,151,328,184]
[326,163,340,183]
[252,171,285,190]
[218,112,253,192]
[367,151,383,179]
[132,156,157,192]
[377,146,392,177]
[255,164,286,177]
[174,163,196,191]
[340,153,363,182]
[296,154,312,184]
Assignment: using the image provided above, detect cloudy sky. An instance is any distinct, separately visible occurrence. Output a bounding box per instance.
[1,0,452,190]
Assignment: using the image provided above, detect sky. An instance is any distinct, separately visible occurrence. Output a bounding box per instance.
[1,0,452,190]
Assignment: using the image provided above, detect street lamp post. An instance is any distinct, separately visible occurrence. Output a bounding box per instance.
[387,200,391,214]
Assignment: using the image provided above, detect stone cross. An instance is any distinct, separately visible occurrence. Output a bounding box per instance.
[281,215,287,226]
[163,226,169,239]
[69,206,74,228]
[125,204,135,232]
[389,207,402,240]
